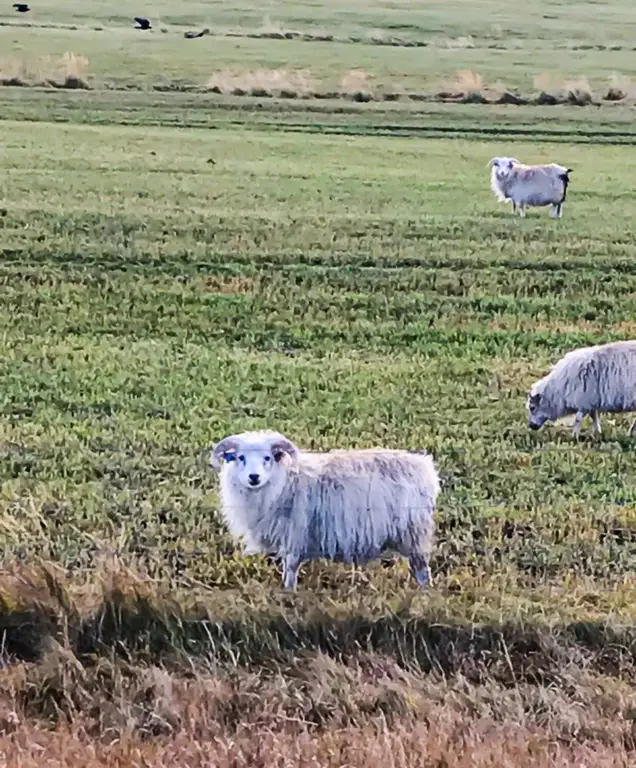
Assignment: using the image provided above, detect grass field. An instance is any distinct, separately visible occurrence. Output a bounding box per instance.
[3,2,636,766]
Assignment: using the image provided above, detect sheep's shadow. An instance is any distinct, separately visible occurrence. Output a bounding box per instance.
[4,577,634,687]
[69,594,636,686]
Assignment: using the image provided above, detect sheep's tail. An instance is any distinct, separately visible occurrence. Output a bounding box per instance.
[559,168,572,203]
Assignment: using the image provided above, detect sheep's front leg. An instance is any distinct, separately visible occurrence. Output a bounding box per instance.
[242,538,261,556]
[629,418,636,436]
[408,552,432,589]
[518,204,526,218]
[282,554,301,591]
[572,411,585,438]
[511,200,517,215]
[591,410,602,436]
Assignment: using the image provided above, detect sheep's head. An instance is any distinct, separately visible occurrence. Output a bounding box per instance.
[526,388,549,430]
[489,156,519,181]
[209,430,299,489]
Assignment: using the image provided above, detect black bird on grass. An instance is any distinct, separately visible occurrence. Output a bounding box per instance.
[184,28,209,39]
[134,16,151,30]
[13,3,30,12]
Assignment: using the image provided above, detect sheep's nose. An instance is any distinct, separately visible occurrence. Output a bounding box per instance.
[248,473,260,485]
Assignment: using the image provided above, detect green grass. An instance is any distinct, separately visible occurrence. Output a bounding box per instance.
[3,0,636,95]
[2,117,636,595]
[3,2,636,765]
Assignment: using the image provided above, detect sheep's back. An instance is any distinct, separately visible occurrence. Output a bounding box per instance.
[289,450,439,562]
[543,341,636,414]
[594,342,636,411]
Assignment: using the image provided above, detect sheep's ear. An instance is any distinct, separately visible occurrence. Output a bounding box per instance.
[270,436,300,466]
[209,436,241,469]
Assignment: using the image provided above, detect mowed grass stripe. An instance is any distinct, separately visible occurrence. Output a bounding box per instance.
[5,88,636,147]
[1,269,636,350]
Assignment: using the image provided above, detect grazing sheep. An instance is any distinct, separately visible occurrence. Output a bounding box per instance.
[489,156,572,218]
[134,16,151,30]
[527,340,636,438]
[207,430,440,590]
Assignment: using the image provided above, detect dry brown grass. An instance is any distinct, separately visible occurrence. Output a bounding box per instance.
[434,69,492,104]
[199,67,636,104]
[444,35,477,50]
[205,67,381,101]
[339,68,376,101]
[206,68,315,97]
[2,644,635,766]
[1,716,633,767]
[533,73,595,106]
[0,562,635,766]
[249,15,301,40]
[604,72,636,101]
[0,51,89,89]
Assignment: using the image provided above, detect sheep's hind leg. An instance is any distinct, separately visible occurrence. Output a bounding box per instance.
[628,418,636,436]
[591,409,602,436]
[572,411,585,439]
[282,555,302,591]
[408,552,432,589]
[518,204,526,218]
[550,203,563,219]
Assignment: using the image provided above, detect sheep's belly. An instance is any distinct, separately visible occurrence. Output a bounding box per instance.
[303,548,385,565]
[518,193,555,207]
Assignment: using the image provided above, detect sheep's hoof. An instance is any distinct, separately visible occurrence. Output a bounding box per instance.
[412,568,432,588]
[282,573,299,591]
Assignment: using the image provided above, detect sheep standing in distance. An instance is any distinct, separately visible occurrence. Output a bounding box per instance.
[207,430,440,591]
[527,340,636,438]
[489,156,572,218]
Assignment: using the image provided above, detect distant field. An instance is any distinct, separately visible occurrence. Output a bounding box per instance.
[2,0,636,97]
[3,2,636,767]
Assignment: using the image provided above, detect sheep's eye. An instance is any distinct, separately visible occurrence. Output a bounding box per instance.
[238,455,246,464]
[264,455,272,463]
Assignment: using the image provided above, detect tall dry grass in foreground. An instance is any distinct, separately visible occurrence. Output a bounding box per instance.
[206,68,316,97]
[2,718,632,767]
[0,564,635,766]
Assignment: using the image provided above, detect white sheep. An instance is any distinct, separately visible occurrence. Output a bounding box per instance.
[527,340,636,438]
[489,156,572,218]
[207,430,440,590]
